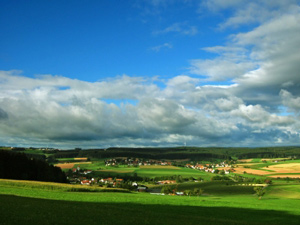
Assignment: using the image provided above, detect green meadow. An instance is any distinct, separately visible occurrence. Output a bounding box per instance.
[1,179,300,225]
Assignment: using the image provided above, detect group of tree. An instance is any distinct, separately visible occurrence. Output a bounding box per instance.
[0,150,67,183]
[161,185,204,197]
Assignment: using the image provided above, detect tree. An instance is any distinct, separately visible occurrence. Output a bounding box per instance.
[176,175,183,183]
[254,186,265,200]
[214,169,219,174]
[161,185,172,195]
[184,190,192,197]
[193,188,203,197]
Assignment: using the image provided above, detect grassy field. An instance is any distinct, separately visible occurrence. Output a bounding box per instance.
[2,154,300,224]
[1,179,300,225]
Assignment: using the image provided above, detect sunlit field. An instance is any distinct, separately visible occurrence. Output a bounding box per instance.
[1,179,300,225]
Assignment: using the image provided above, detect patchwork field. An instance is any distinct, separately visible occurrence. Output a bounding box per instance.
[233,160,300,179]
[1,179,300,225]
[266,163,300,173]
[140,165,181,170]
[55,161,92,169]
[98,169,135,173]
[269,175,300,178]
[54,163,75,169]
[74,157,88,161]
[233,167,271,175]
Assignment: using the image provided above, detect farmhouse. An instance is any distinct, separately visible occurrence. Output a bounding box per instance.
[157,180,176,185]
[81,180,91,185]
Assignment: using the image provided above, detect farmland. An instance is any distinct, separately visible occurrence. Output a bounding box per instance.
[1,178,300,225]
[2,147,300,224]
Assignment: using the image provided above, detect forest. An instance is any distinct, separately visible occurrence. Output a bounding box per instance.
[0,150,67,183]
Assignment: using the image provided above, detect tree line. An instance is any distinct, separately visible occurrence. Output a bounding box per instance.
[0,150,67,183]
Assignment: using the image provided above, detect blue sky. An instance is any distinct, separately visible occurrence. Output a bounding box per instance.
[0,0,300,148]
[0,0,231,81]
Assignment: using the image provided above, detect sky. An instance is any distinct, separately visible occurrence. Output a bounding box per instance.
[0,0,300,149]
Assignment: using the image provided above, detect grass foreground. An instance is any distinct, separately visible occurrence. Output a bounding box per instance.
[1,179,300,225]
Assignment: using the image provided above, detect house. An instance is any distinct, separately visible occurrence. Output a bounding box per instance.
[157,180,176,185]
[100,178,114,184]
[137,186,148,192]
[81,180,91,185]
[83,170,92,175]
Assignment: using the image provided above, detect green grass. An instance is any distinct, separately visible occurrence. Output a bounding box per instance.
[1,179,300,224]
[2,194,300,225]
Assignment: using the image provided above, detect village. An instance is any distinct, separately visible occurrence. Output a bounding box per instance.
[185,161,235,175]
[66,158,235,193]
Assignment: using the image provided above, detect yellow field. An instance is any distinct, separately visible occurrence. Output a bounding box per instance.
[237,159,253,163]
[97,169,135,173]
[261,158,290,161]
[233,167,272,175]
[74,158,88,161]
[55,161,91,169]
[55,163,75,169]
[140,165,181,170]
[269,175,300,178]
[74,162,92,164]
[266,163,300,173]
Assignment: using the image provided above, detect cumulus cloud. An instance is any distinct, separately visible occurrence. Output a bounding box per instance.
[1,2,299,148]
[150,43,173,52]
[280,90,300,114]
[190,1,300,110]
[201,0,300,29]
[189,58,255,81]
[0,70,299,148]
[153,22,198,36]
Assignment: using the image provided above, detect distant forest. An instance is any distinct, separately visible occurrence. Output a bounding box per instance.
[53,146,300,161]
[0,150,67,183]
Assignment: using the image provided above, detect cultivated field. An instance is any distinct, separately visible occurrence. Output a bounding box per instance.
[266,163,300,173]
[54,163,75,169]
[139,165,181,170]
[1,179,300,225]
[74,157,88,161]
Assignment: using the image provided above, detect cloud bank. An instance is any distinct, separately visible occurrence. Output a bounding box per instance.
[0,0,299,148]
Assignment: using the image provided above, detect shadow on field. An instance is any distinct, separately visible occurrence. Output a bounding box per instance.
[0,194,299,225]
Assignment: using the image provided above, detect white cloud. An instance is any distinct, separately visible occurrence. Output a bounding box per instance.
[280,90,300,114]
[1,2,300,148]
[150,43,173,52]
[0,70,299,147]
[153,22,198,36]
[189,58,255,81]
[201,0,300,29]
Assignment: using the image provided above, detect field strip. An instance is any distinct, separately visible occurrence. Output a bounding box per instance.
[97,169,135,173]
[266,163,300,173]
[261,158,290,161]
[55,163,75,169]
[74,158,88,161]
[140,165,181,170]
[268,175,300,178]
[237,159,253,162]
[233,167,272,175]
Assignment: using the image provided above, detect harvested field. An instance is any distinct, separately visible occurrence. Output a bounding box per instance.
[266,163,300,173]
[74,158,88,161]
[233,167,271,175]
[268,175,300,179]
[237,159,253,163]
[74,162,92,164]
[55,163,75,169]
[140,165,181,170]
[97,169,135,173]
[236,163,261,167]
[261,158,290,162]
